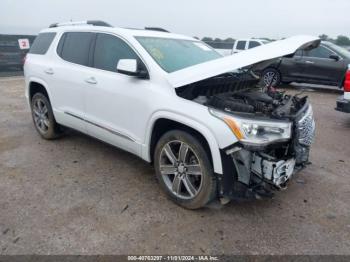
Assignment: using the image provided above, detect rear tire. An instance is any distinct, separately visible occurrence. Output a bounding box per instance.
[154,130,217,209]
[31,93,62,139]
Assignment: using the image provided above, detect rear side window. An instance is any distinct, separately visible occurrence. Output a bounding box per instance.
[236,41,246,50]
[93,33,139,72]
[58,32,93,66]
[248,41,260,49]
[29,33,56,55]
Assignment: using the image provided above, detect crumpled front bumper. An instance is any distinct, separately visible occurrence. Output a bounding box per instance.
[218,105,315,200]
[218,144,310,201]
[251,155,296,188]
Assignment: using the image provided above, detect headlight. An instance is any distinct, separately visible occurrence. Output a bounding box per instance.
[209,109,292,145]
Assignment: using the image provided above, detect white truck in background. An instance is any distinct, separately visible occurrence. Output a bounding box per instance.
[214,38,270,56]
[232,39,270,53]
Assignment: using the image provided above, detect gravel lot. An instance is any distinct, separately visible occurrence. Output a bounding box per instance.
[0,77,349,255]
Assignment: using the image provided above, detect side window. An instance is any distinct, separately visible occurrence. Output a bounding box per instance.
[304,46,334,59]
[294,50,303,57]
[93,33,138,72]
[29,32,56,55]
[248,41,260,49]
[58,32,94,66]
[236,41,246,50]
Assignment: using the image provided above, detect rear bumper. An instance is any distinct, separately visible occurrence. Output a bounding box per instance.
[335,95,350,113]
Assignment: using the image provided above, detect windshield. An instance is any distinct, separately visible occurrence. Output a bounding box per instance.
[324,42,350,59]
[136,36,222,73]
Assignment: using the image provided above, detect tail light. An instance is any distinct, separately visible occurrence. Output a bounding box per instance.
[344,69,350,92]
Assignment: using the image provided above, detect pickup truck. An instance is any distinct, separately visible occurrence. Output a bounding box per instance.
[232,39,270,54]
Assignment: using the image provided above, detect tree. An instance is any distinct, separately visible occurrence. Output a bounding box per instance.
[335,35,350,46]
[201,37,213,42]
[319,34,329,41]
[223,37,235,43]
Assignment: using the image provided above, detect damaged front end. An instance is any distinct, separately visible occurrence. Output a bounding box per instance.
[177,71,316,200]
[171,35,319,201]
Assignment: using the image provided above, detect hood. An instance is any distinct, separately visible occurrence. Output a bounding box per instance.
[167,35,320,88]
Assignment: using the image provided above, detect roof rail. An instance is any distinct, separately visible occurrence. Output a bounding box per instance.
[49,20,112,28]
[144,27,169,33]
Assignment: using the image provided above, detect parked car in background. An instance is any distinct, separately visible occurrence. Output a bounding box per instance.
[232,39,270,54]
[261,41,350,87]
[336,65,350,113]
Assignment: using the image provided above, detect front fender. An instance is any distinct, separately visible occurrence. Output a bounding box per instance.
[142,110,232,174]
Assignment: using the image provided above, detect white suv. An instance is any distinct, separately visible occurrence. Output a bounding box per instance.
[24,21,318,209]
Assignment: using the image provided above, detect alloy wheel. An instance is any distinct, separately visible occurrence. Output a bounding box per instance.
[159,140,203,200]
[32,98,50,134]
[263,71,278,87]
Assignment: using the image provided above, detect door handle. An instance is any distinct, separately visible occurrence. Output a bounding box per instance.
[44,68,54,75]
[305,60,315,64]
[85,77,97,84]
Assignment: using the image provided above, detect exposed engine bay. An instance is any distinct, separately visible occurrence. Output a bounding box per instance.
[176,71,307,120]
[176,71,315,200]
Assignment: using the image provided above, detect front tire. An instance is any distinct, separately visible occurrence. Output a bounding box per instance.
[154,130,217,209]
[262,68,281,87]
[31,93,62,139]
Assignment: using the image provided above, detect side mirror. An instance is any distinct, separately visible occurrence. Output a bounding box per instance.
[117,59,148,78]
[329,54,340,61]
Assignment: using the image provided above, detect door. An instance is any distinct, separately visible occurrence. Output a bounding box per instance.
[279,50,305,81]
[298,45,345,85]
[51,32,95,132]
[84,33,150,155]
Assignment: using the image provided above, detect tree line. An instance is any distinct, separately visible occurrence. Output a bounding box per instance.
[199,35,350,46]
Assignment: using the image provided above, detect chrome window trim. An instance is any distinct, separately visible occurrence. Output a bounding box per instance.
[64,111,136,142]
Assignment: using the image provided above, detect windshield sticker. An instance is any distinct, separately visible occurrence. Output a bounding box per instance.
[150,47,164,60]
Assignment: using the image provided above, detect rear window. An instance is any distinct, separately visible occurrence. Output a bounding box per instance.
[58,32,94,66]
[236,41,246,50]
[29,33,56,55]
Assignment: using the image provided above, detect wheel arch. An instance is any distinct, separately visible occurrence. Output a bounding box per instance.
[263,66,282,76]
[26,77,52,103]
[144,113,223,174]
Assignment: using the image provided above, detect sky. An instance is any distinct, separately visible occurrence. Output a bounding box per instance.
[0,0,349,39]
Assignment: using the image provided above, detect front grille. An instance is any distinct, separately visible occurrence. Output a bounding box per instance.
[297,105,315,146]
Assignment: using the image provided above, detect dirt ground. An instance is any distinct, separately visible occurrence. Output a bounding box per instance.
[0,77,349,255]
